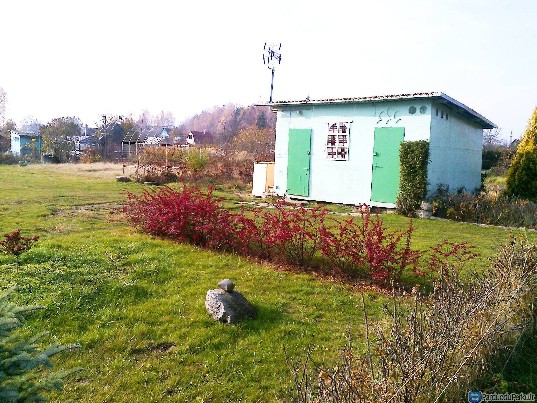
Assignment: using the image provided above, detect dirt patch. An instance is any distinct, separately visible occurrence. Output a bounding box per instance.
[129,342,176,355]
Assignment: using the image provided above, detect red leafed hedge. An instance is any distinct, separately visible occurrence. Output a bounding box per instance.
[123,185,474,286]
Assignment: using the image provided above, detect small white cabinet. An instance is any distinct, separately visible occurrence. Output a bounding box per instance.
[252,162,275,197]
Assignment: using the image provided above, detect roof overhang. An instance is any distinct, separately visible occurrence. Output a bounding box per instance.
[262,92,496,129]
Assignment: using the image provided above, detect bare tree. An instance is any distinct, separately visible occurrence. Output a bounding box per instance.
[483,127,504,148]
[0,87,6,125]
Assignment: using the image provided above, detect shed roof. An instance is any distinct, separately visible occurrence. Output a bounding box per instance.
[266,92,496,129]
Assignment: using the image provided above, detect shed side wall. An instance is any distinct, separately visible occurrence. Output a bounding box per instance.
[428,104,483,195]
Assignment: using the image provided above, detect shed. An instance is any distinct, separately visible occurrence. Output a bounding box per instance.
[186,130,215,146]
[10,130,42,158]
[268,92,495,207]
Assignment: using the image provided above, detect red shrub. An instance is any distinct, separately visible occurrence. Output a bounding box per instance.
[420,240,477,278]
[123,185,260,254]
[123,185,477,288]
[256,200,328,267]
[124,185,217,244]
[320,205,419,283]
[0,229,39,258]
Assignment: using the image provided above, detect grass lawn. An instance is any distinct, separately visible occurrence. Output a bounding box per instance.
[0,163,533,401]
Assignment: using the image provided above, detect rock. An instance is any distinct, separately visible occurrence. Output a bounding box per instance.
[416,209,432,219]
[420,202,432,212]
[116,176,131,182]
[205,281,255,324]
[218,279,235,292]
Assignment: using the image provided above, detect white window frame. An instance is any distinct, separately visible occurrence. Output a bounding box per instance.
[326,122,350,161]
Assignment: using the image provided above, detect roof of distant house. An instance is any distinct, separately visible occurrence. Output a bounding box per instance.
[122,126,172,144]
[189,130,212,136]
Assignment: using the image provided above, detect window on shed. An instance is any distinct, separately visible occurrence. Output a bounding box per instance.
[326,122,350,161]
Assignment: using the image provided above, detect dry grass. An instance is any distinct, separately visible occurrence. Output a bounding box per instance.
[23,162,137,180]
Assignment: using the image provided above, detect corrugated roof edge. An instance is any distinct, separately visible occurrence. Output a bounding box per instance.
[258,91,496,129]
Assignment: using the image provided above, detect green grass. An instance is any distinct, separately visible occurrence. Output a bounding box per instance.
[0,163,533,401]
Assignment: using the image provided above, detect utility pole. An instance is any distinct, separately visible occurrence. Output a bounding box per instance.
[263,43,282,103]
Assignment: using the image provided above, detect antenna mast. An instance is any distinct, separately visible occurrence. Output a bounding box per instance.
[263,43,282,103]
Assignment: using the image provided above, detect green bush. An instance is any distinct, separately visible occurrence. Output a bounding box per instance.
[506,107,537,199]
[431,186,537,229]
[184,150,208,172]
[505,150,537,201]
[482,147,514,171]
[0,153,19,165]
[396,140,429,216]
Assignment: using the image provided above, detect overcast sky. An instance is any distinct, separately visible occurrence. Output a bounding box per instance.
[1,0,536,141]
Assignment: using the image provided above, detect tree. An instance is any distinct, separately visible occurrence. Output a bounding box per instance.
[0,87,6,125]
[505,107,537,200]
[41,117,81,163]
[256,110,270,129]
[152,110,175,127]
[227,125,275,159]
[0,120,16,153]
[483,127,503,148]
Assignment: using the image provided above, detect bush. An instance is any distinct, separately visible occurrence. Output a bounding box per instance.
[319,205,419,283]
[123,185,260,255]
[505,150,537,200]
[132,148,254,189]
[0,153,19,165]
[505,106,537,200]
[291,237,537,401]
[482,147,514,171]
[135,165,178,184]
[0,230,39,267]
[431,186,537,229]
[124,185,479,287]
[396,141,429,216]
[257,200,328,267]
[79,148,101,163]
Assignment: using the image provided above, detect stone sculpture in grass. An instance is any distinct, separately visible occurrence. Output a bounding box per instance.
[205,279,255,324]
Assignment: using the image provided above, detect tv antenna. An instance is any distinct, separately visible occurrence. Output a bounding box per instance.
[263,42,282,103]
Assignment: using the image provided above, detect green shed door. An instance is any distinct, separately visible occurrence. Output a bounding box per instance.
[286,128,312,196]
[371,127,405,203]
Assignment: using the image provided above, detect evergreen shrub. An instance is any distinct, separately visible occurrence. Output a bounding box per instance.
[396,140,429,216]
[506,107,537,200]
[0,287,80,401]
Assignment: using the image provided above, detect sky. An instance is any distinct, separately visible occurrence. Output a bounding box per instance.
[1,0,536,141]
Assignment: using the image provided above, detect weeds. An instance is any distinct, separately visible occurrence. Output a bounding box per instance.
[290,237,537,402]
[432,186,537,229]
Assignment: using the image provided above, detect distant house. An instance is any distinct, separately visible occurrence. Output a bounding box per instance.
[10,130,42,158]
[98,122,125,158]
[186,130,214,146]
[121,126,174,156]
[76,135,100,152]
[267,92,495,207]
